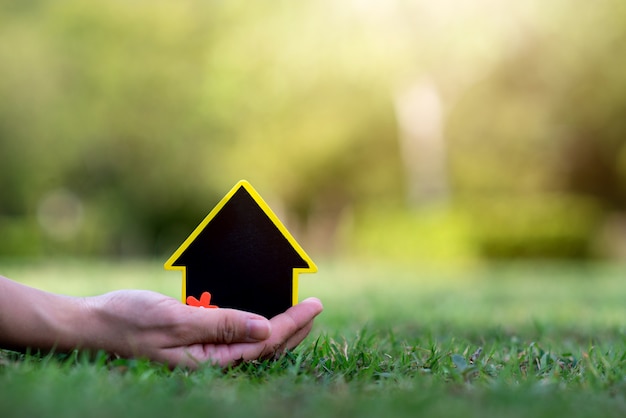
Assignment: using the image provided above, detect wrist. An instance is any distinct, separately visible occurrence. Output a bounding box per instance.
[0,277,98,353]
[40,294,93,352]
[71,292,138,356]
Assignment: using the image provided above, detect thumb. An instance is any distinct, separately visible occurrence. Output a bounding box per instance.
[186,308,272,344]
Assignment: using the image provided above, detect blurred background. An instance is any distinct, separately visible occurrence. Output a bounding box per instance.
[1,0,626,264]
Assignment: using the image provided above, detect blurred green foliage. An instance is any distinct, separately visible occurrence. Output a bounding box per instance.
[1,0,625,261]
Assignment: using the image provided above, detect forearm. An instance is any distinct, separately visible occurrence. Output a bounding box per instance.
[0,276,89,352]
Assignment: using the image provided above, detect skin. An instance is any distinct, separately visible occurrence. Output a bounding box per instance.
[0,276,323,369]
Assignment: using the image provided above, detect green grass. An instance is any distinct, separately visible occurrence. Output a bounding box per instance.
[2,259,626,417]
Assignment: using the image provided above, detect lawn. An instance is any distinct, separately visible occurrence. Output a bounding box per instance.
[1,259,626,417]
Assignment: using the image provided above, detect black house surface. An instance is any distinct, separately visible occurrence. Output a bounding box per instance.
[165,180,317,319]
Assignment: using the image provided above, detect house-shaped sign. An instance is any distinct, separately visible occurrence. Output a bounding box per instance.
[164,180,317,319]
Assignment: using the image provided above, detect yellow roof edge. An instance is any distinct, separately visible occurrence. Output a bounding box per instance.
[164,180,317,273]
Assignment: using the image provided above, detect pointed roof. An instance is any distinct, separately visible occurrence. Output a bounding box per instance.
[164,180,317,315]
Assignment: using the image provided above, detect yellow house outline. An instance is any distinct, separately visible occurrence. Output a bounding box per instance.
[164,180,317,305]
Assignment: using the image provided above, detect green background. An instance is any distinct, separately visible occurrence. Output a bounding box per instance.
[2,0,626,263]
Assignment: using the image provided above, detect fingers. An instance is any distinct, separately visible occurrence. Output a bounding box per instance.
[269,298,323,346]
[282,297,324,322]
[182,307,272,345]
[283,319,315,351]
[260,298,322,359]
[195,297,323,367]
[158,298,323,369]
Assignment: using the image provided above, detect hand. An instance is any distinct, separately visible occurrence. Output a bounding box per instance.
[84,290,323,369]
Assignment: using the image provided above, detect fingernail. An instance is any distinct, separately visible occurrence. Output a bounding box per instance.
[301,297,324,311]
[247,318,271,341]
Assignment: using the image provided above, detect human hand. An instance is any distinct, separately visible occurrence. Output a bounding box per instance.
[82,290,323,369]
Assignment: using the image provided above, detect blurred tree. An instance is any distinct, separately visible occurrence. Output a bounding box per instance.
[0,0,231,255]
[446,1,626,258]
[1,0,626,260]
